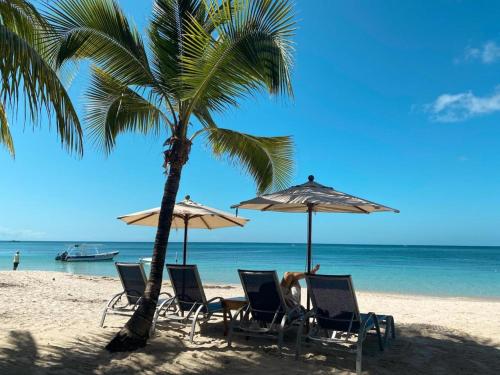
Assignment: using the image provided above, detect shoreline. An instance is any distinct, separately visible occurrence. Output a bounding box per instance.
[5,269,500,302]
[3,239,500,248]
[2,241,498,299]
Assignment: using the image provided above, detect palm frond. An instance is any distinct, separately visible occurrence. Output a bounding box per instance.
[149,0,229,100]
[86,66,167,153]
[193,105,217,128]
[150,0,200,98]
[181,0,295,116]
[0,0,47,44]
[0,24,82,155]
[45,0,153,86]
[204,126,294,193]
[0,102,14,157]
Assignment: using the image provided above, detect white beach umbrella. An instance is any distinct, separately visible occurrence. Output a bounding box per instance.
[118,196,249,264]
[232,175,399,273]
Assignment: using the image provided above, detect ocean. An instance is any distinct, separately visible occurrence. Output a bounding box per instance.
[0,241,499,298]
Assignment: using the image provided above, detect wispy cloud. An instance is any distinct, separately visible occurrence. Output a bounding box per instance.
[424,87,500,122]
[0,226,46,240]
[463,41,500,64]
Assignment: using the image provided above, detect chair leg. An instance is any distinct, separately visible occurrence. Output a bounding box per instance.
[295,319,304,360]
[189,305,205,343]
[391,316,396,339]
[227,320,235,347]
[150,308,161,337]
[356,335,363,375]
[383,316,396,345]
[100,308,108,327]
[277,315,288,353]
[277,330,284,353]
[373,316,384,351]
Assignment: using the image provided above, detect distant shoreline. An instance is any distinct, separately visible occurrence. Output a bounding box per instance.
[1,239,500,248]
[2,269,499,302]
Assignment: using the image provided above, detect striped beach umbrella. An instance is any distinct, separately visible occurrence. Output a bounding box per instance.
[232,175,399,273]
[118,196,249,264]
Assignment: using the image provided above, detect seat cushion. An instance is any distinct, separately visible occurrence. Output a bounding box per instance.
[206,302,223,313]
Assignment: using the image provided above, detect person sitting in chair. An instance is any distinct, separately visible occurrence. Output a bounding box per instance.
[280,264,320,307]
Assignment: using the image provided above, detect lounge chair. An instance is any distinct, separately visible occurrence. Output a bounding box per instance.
[227,270,303,352]
[100,262,172,327]
[296,274,395,375]
[151,264,224,342]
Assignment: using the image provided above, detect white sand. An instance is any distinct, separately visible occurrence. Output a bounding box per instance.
[0,270,499,374]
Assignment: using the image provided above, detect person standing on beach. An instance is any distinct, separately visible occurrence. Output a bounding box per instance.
[13,251,20,270]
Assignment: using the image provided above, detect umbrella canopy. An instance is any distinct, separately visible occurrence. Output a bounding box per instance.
[118,196,249,264]
[233,175,399,272]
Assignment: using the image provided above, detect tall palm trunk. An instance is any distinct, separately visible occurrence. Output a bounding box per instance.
[106,134,191,352]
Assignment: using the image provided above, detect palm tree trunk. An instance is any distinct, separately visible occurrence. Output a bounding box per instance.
[106,135,190,352]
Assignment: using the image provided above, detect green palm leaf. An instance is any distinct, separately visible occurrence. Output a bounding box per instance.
[149,0,229,100]
[46,0,152,86]
[181,0,295,116]
[0,7,82,156]
[205,126,294,193]
[149,0,203,98]
[0,103,14,157]
[86,67,167,153]
[0,0,48,45]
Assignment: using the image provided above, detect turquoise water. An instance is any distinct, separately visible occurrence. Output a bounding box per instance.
[0,241,499,298]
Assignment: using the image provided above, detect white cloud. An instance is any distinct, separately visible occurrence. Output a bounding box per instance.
[464,41,500,64]
[0,226,46,240]
[425,88,500,122]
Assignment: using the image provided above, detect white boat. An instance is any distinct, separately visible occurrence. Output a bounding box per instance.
[139,257,152,263]
[55,244,119,262]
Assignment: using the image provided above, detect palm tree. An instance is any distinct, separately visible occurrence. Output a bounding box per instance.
[0,0,82,157]
[46,0,295,352]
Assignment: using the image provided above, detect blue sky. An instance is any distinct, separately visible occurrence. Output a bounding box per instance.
[2,0,500,245]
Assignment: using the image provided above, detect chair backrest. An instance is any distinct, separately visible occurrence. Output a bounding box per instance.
[238,270,288,323]
[166,264,207,312]
[306,274,361,333]
[115,262,147,305]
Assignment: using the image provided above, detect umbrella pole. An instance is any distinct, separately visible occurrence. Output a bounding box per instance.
[307,205,313,274]
[183,217,188,265]
[306,204,313,319]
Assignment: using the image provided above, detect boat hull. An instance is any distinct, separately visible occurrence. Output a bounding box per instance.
[64,251,119,262]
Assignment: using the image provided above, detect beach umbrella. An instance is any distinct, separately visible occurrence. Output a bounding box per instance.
[232,175,399,273]
[118,196,249,264]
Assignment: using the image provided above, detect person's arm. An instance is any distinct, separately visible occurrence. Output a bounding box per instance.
[281,264,320,288]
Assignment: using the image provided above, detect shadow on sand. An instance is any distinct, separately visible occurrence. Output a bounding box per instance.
[0,322,499,374]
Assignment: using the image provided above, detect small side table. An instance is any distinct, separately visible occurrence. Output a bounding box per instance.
[222,296,247,336]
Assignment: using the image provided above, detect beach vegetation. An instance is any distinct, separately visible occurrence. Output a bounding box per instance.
[0,0,82,158]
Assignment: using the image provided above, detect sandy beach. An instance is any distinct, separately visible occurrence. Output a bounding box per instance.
[0,270,499,374]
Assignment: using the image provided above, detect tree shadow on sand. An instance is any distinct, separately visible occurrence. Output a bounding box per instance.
[0,323,499,374]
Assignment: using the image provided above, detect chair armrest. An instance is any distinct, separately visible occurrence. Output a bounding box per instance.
[110,291,125,300]
[107,291,126,309]
[156,296,175,312]
[231,304,250,324]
